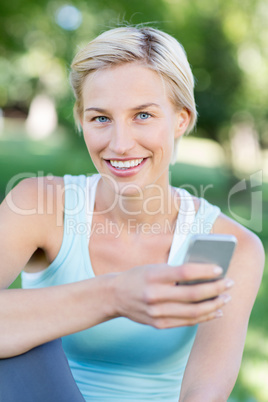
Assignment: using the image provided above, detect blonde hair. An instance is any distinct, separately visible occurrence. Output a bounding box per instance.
[70,26,197,156]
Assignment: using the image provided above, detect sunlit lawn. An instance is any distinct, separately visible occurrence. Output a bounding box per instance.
[1,138,267,401]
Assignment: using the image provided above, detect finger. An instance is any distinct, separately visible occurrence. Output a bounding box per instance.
[177,278,234,303]
[151,263,224,284]
[156,277,234,304]
[148,293,231,321]
[152,308,225,329]
[142,277,234,306]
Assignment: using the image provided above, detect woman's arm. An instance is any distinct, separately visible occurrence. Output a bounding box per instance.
[179,214,265,402]
[0,178,117,357]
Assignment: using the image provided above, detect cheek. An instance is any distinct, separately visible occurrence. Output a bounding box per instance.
[83,134,93,154]
[83,131,106,155]
[150,126,174,153]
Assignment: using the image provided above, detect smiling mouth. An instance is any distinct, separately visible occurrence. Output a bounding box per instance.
[108,158,144,170]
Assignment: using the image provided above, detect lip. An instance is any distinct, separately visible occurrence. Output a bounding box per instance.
[104,158,147,177]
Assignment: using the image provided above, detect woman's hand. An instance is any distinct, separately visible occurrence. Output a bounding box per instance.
[112,263,234,328]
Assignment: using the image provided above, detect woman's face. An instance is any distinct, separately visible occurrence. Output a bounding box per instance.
[80,63,190,196]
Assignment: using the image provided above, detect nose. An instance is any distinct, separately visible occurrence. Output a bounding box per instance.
[109,121,135,155]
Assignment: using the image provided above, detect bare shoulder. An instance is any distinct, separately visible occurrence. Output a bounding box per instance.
[0,176,65,287]
[213,212,264,263]
[213,212,265,289]
[3,176,64,232]
[4,175,64,210]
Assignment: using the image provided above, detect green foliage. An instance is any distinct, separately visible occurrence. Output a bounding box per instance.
[0,0,267,144]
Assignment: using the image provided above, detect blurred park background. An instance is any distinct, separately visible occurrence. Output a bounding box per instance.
[0,0,267,400]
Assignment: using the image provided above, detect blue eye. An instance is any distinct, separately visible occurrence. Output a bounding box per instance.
[137,112,151,120]
[95,116,109,123]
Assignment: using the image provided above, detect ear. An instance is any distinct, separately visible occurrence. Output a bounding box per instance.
[174,109,191,139]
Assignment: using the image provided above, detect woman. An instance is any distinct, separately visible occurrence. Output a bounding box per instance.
[0,26,264,401]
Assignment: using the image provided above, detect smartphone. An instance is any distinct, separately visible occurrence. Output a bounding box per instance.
[181,234,237,285]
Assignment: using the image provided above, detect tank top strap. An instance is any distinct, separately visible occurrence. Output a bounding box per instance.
[85,174,101,240]
[64,174,100,240]
[168,188,196,263]
[63,174,87,219]
[22,174,89,287]
[168,188,221,266]
[195,197,221,232]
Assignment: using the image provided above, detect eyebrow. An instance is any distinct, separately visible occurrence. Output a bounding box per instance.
[84,107,107,113]
[84,103,161,113]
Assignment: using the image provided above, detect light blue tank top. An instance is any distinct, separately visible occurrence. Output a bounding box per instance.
[22,174,221,401]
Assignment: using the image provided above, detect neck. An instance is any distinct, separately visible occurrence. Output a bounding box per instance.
[95,176,180,231]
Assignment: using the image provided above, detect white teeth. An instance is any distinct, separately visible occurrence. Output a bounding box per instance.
[110,158,143,169]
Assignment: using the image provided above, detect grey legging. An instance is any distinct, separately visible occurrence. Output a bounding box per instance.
[0,339,85,402]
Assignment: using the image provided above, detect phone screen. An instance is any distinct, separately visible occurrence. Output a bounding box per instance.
[182,234,237,284]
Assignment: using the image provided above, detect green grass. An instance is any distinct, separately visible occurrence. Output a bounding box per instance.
[2,138,268,401]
